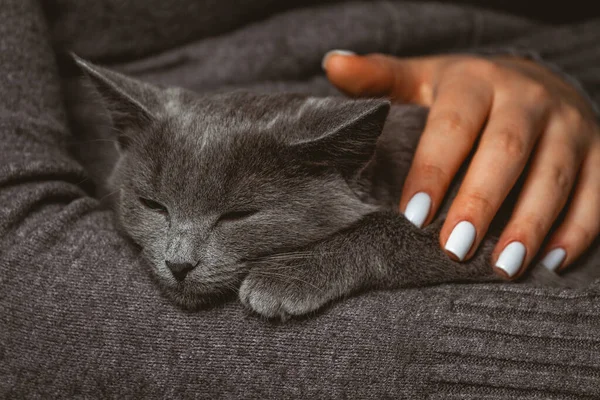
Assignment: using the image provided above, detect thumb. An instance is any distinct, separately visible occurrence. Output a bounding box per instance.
[322,50,434,104]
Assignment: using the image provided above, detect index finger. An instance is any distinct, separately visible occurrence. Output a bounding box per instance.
[400,73,493,227]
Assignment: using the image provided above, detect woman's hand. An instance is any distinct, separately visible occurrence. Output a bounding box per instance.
[323,51,600,279]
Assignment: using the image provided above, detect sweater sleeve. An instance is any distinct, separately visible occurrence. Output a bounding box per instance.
[0,3,93,249]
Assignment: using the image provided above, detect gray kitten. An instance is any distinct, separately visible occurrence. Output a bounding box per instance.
[66,56,597,319]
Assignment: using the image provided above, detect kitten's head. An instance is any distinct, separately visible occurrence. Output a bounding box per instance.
[74,56,390,308]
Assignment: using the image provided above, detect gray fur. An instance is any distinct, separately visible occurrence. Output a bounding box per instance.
[70,57,595,319]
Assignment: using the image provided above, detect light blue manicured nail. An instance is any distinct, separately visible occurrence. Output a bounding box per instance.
[404,192,431,228]
[495,242,526,277]
[444,221,476,261]
[540,248,566,272]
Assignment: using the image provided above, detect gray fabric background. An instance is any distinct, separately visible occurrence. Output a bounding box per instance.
[1,0,600,398]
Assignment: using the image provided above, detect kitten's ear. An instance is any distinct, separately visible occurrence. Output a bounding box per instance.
[70,53,161,148]
[290,99,390,176]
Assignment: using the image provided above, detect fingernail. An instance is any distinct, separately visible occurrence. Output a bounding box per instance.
[495,241,526,277]
[404,192,431,228]
[444,221,476,261]
[540,248,566,272]
[321,50,356,70]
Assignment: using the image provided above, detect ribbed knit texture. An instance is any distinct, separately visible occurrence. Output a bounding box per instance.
[428,285,600,399]
[1,0,599,398]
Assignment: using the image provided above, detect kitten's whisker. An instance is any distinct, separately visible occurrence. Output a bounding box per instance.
[252,271,324,293]
[76,176,91,185]
[98,188,120,202]
[261,251,314,258]
[249,261,310,273]
[200,266,248,281]
[69,138,120,144]
[257,250,344,262]
[253,264,329,283]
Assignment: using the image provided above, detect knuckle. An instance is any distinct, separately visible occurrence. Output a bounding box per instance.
[526,83,552,104]
[546,162,574,194]
[418,162,451,183]
[430,110,471,135]
[461,191,495,217]
[560,105,586,131]
[494,128,529,160]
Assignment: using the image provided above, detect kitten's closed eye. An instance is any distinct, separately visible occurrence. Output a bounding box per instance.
[217,209,259,224]
[139,197,168,214]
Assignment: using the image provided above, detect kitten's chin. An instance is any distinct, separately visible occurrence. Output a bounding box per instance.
[156,276,242,310]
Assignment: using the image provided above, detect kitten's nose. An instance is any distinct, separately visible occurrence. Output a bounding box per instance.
[165,260,195,281]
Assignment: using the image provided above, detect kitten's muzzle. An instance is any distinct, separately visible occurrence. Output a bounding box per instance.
[165,260,196,281]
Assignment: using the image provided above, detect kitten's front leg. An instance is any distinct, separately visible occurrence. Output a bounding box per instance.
[239,212,499,319]
[239,246,365,320]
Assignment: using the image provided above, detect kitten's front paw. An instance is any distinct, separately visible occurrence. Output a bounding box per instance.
[239,268,330,320]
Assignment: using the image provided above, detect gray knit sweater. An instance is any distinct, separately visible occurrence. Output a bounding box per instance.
[1,0,600,398]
